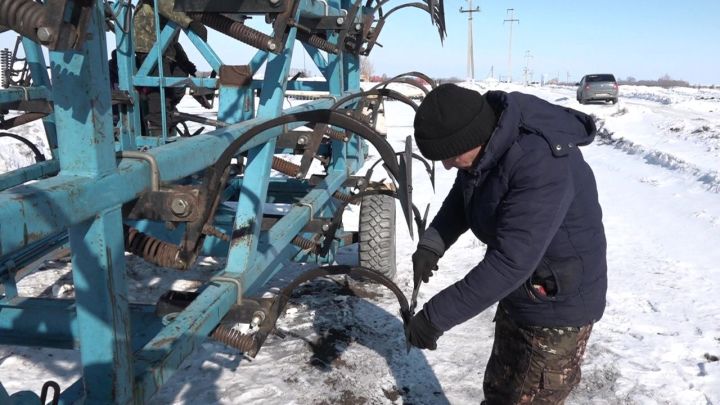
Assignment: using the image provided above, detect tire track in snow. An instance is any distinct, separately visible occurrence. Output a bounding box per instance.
[593,116,720,193]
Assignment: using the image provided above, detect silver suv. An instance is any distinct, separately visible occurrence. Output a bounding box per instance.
[577,74,618,104]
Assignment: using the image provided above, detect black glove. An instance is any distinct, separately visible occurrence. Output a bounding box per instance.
[412,246,440,286]
[181,60,197,76]
[188,20,207,42]
[407,310,443,350]
[172,44,197,76]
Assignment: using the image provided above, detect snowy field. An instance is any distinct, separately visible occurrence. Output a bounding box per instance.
[1,81,719,404]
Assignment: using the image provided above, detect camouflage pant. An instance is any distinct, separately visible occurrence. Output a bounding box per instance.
[135,53,186,133]
[482,306,593,405]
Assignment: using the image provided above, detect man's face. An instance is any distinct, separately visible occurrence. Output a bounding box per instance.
[441,145,483,171]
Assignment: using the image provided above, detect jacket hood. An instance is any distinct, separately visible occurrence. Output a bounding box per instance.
[474,91,597,172]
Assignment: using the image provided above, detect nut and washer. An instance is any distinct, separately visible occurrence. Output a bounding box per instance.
[37,27,54,43]
[170,198,191,217]
[250,311,266,327]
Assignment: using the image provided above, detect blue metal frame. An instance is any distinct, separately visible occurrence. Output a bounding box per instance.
[0,0,440,400]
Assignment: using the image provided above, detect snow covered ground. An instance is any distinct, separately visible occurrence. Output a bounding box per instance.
[1,81,719,404]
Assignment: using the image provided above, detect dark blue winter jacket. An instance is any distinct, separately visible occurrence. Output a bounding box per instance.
[419,90,607,330]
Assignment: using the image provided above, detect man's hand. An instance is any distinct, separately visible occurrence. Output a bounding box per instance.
[188,20,207,42]
[407,310,443,350]
[412,247,440,286]
[178,60,197,76]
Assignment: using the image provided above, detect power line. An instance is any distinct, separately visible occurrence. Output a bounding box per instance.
[460,0,480,81]
[503,8,519,83]
[523,50,533,85]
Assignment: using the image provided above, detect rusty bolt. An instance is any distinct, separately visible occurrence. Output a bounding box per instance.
[37,27,54,43]
[250,311,266,328]
[170,198,191,217]
[336,17,345,26]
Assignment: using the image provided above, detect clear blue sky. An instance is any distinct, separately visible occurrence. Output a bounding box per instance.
[369,0,720,85]
[1,0,718,85]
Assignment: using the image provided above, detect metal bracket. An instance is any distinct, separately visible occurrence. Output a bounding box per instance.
[211,275,243,305]
[297,124,325,177]
[219,65,253,87]
[127,186,201,222]
[295,201,314,220]
[118,151,161,191]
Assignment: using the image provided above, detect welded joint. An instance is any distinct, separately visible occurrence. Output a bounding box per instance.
[295,202,314,220]
[118,151,160,191]
[211,276,243,305]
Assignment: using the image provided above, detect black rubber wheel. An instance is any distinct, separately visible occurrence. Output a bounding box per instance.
[358,194,397,279]
[611,98,618,104]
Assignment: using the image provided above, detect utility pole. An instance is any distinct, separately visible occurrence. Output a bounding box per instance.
[503,8,519,83]
[523,50,533,85]
[460,0,480,82]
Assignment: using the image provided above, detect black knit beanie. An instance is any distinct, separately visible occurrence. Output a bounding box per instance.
[413,84,498,161]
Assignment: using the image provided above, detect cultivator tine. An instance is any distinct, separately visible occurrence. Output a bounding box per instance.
[332,88,410,111]
[148,188,425,358]
[429,0,446,41]
[187,265,415,357]
[276,265,412,334]
[398,135,414,238]
[199,109,418,251]
[430,160,435,190]
[394,151,435,192]
[376,1,445,44]
[298,124,327,178]
[373,71,438,92]
[0,131,46,162]
[409,202,430,241]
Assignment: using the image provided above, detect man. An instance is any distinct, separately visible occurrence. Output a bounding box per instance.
[133,0,207,134]
[406,83,607,404]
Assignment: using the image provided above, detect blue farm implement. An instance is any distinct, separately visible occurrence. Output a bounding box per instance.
[0,0,444,402]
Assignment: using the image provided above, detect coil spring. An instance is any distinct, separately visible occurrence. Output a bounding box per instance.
[202,224,229,241]
[192,13,277,52]
[272,156,301,177]
[0,49,10,88]
[124,226,183,269]
[292,235,317,250]
[297,31,338,54]
[211,324,259,353]
[332,191,354,203]
[324,127,348,141]
[0,0,46,40]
